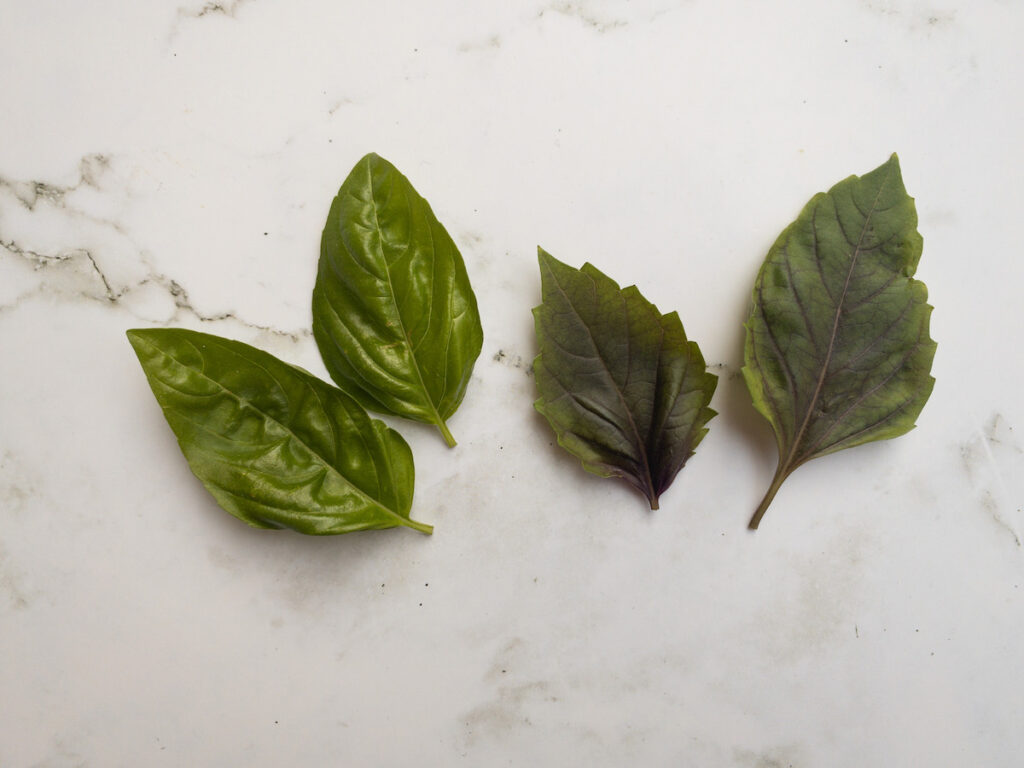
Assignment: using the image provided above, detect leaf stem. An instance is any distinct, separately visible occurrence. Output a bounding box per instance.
[436,418,457,448]
[749,466,789,530]
[403,517,434,535]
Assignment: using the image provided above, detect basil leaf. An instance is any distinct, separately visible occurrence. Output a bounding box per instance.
[126,328,431,535]
[312,153,483,447]
[532,249,718,510]
[742,154,936,529]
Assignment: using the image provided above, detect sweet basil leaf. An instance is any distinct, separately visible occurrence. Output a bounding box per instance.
[312,153,483,447]
[533,249,718,510]
[742,154,936,529]
[126,328,431,535]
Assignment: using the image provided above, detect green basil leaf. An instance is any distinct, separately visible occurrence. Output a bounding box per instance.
[742,154,936,529]
[533,249,718,510]
[312,153,483,447]
[126,328,431,535]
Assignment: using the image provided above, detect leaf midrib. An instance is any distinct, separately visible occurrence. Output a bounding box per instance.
[783,165,893,472]
[138,332,410,527]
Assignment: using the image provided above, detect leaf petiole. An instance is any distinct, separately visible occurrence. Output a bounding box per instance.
[749,466,789,530]
[435,417,457,448]
[402,517,435,535]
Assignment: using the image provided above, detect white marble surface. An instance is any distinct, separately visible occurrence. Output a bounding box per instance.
[2,1,1022,765]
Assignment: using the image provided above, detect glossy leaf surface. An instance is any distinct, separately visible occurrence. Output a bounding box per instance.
[312,153,483,447]
[742,154,936,528]
[533,249,718,510]
[127,328,431,535]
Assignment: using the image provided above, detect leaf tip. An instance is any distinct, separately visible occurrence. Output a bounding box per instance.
[353,152,398,182]
[884,152,905,182]
[537,246,559,270]
[125,327,150,353]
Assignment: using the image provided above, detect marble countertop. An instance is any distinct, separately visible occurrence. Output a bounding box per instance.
[3,2,1022,765]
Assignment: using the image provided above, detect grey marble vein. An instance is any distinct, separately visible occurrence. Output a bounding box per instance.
[0,154,109,212]
[167,0,255,40]
[0,156,308,342]
[960,413,1023,547]
[534,0,685,33]
[177,0,252,21]
[537,1,630,32]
